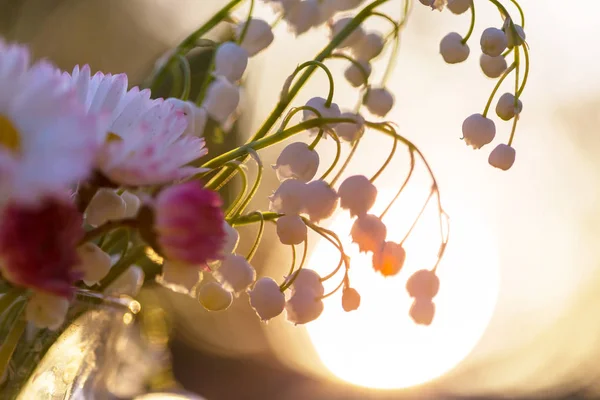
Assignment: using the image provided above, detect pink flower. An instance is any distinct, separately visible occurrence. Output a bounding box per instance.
[0,199,84,298]
[154,182,226,267]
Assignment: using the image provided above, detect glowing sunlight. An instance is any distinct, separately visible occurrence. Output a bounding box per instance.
[306,187,500,389]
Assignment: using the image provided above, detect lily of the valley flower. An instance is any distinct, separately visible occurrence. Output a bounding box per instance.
[273,142,320,182]
[198,281,233,311]
[351,214,387,253]
[462,113,496,149]
[480,54,507,79]
[480,27,508,57]
[276,215,307,245]
[496,92,523,121]
[440,32,470,64]
[338,175,377,217]
[249,277,286,321]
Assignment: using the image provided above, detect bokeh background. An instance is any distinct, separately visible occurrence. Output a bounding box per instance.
[3,0,600,399]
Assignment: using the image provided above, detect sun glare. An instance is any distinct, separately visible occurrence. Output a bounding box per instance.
[305,188,500,389]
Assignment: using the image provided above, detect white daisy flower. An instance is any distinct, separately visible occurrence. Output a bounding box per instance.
[0,41,100,207]
[67,65,209,186]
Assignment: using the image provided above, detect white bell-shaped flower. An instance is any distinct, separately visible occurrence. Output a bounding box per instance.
[334,112,365,142]
[335,0,366,10]
[488,143,516,171]
[248,277,286,321]
[222,221,240,255]
[351,214,387,253]
[406,269,440,298]
[285,0,319,36]
[273,142,319,182]
[106,265,144,297]
[285,288,324,325]
[156,260,202,295]
[329,17,366,48]
[214,42,249,82]
[166,98,208,137]
[121,191,141,219]
[342,287,361,312]
[496,92,523,121]
[447,0,471,14]
[85,188,127,227]
[198,282,233,311]
[213,254,256,294]
[76,242,112,286]
[286,268,324,296]
[344,60,371,87]
[304,180,339,223]
[235,18,274,56]
[363,87,394,117]
[202,76,240,125]
[418,0,434,5]
[302,96,342,135]
[480,27,508,57]
[352,32,384,61]
[480,54,507,79]
[409,297,435,326]
[504,22,526,48]
[276,215,307,245]
[269,179,307,214]
[372,241,406,277]
[462,113,496,149]
[338,175,377,217]
[25,292,70,331]
[314,0,338,26]
[440,32,470,64]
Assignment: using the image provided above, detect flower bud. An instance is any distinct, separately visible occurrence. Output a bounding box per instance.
[480,54,507,79]
[76,242,111,286]
[488,143,516,171]
[273,142,319,182]
[372,241,406,277]
[156,260,202,295]
[285,288,324,325]
[106,265,144,297]
[447,0,471,14]
[214,42,248,82]
[480,27,508,57]
[440,32,470,64]
[235,18,274,56]
[213,254,256,294]
[363,87,394,117]
[462,113,495,149]
[249,277,286,321]
[406,269,440,298]
[504,22,526,48]
[495,92,522,121]
[409,297,435,326]
[342,287,361,312]
[276,215,307,245]
[285,0,319,36]
[198,282,233,311]
[314,0,338,26]
[85,189,126,227]
[25,291,70,330]
[269,179,307,214]
[165,98,208,137]
[351,214,387,253]
[202,77,240,125]
[121,191,141,219]
[302,96,341,135]
[222,221,240,255]
[304,180,339,223]
[329,17,366,48]
[344,60,371,87]
[338,175,377,217]
[334,112,365,142]
[286,268,324,296]
[352,32,384,61]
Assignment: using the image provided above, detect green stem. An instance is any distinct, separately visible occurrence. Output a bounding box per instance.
[169,61,183,98]
[286,60,336,107]
[508,47,521,147]
[330,134,362,186]
[517,44,529,97]
[245,212,265,262]
[0,288,24,317]
[287,244,297,277]
[302,218,349,282]
[280,238,308,292]
[0,311,26,380]
[483,63,516,117]
[319,132,342,181]
[370,123,398,182]
[509,0,525,27]
[81,219,138,245]
[308,131,325,150]
[327,53,370,86]
[223,162,249,217]
[462,1,476,44]
[487,0,512,19]
[99,245,147,290]
[231,155,263,218]
[177,55,192,101]
[230,212,280,226]
[237,0,255,45]
[194,54,216,106]
[380,148,415,219]
[320,274,346,299]
[399,188,434,246]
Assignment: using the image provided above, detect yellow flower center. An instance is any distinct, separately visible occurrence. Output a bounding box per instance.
[106,132,123,143]
[0,115,21,154]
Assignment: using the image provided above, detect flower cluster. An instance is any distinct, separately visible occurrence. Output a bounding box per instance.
[0,0,531,383]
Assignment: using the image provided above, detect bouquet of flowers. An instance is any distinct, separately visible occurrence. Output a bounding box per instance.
[0,0,529,396]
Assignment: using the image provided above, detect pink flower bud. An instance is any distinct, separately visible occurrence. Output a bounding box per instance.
[249,277,286,321]
[363,87,394,117]
[286,268,324,296]
[338,175,377,217]
[329,17,366,48]
[304,180,339,223]
[344,60,371,87]
[154,182,226,266]
[480,54,507,79]
[285,288,324,325]
[269,179,307,215]
[276,215,307,245]
[440,32,470,64]
[447,0,471,14]
[372,241,406,277]
[496,93,523,121]
[480,27,508,57]
[273,142,320,182]
[334,112,365,142]
[235,18,274,56]
[462,113,496,149]
[352,32,384,61]
[213,254,256,294]
[488,143,516,171]
[214,42,249,82]
[504,22,526,49]
[342,287,361,312]
[351,214,387,253]
[406,269,440,298]
[409,297,435,326]
[198,282,233,311]
[302,96,341,136]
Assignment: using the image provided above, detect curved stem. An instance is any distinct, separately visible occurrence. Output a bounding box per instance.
[509,0,525,27]
[380,147,415,219]
[308,131,325,150]
[168,61,183,98]
[277,105,322,133]
[319,132,342,181]
[223,162,248,217]
[0,311,26,379]
[369,12,399,32]
[487,0,512,19]
[399,188,434,246]
[80,219,138,245]
[286,60,336,107]
[287,244,297,277]
[280,238,308,291]
[330,135,362,186]
[461,1,476,44]
[194,53,216,106]
[230,211,280,226]
[370,124,398,182]
[177,55,192,101]
[483,63,516,117]
[245,212,265,262]
[517,44,529,97]
[302,218,349,282]
[327,53,370,86]
[0,288,24,317]
[231,153,263,219]
[320,274,346,299]
[237,0,255,45]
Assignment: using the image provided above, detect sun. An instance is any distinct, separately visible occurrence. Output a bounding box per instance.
[305,188,500,389]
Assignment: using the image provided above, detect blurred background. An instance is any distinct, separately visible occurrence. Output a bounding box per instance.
[3,0,600,399]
